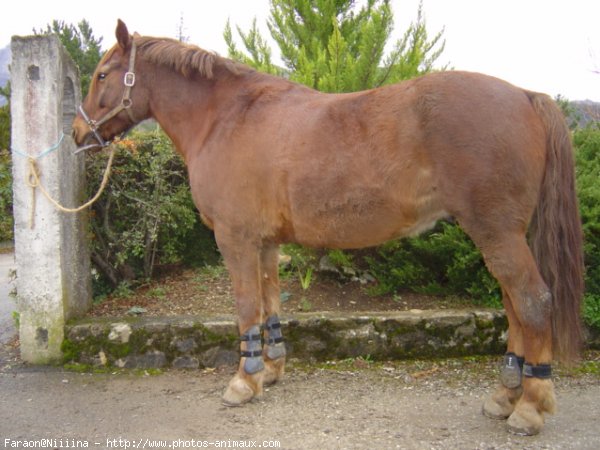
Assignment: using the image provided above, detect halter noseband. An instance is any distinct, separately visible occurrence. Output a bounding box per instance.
[75,41,138,154]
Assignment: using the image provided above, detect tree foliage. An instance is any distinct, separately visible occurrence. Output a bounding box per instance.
[0,147,11,241]
[0,102,8,150]
[574,124,600,329]
[1,47,12,241]
[225,0,446,92]
[224,19,282,76]
[1,67,11,154]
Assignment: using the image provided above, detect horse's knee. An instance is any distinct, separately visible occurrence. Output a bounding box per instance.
[516,288,552,332]
[484,249,552,333]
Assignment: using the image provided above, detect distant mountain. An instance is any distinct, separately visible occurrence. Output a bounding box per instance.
[571,100,600,128]
[0,45,9,107]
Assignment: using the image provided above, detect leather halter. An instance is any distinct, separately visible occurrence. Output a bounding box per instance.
[76,41,138,154]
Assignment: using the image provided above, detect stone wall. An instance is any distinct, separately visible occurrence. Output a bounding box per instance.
[64,309,509,369]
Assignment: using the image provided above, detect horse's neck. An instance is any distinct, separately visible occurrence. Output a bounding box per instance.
[147,69,221,157]
[146,67,303,158]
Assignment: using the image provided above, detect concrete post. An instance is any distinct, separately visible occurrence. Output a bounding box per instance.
[10,35,91,363]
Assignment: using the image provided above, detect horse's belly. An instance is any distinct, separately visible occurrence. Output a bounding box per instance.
[289,187,448,248]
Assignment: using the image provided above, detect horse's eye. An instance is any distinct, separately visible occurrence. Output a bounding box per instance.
[98,73,107,81]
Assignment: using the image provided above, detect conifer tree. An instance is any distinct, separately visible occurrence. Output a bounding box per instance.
[224,0,446,93]
[224,19,281,75]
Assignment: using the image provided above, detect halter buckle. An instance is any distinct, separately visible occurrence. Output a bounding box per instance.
[124,72,136,87]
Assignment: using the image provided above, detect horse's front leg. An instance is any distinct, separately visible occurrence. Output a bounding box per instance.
[260,243,287,385]
[216,233,265,406]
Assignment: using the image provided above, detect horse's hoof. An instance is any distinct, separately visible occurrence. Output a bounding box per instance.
[221,376,257,407]
[507,409,544,436]
[482,385,521,420]
[263,356,286,386]
[482,396,513,420]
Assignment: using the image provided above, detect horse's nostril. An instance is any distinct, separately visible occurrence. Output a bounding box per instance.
[71,127,81,144]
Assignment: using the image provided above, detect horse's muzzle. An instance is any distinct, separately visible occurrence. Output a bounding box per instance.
[71,111,110,154]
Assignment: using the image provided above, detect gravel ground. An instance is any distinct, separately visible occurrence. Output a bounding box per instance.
[1,344,599,450]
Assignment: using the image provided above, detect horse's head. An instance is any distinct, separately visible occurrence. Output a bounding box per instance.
[72,20,148,152]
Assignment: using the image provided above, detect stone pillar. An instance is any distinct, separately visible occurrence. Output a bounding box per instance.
[10,35,91,363]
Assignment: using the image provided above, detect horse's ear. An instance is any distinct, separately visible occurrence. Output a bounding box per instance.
[116,19,131,50]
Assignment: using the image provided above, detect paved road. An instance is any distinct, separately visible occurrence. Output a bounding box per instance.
[0,347,599,449]
[0,251,16,344]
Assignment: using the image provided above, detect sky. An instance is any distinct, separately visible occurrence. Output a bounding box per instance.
[1,0,599,101]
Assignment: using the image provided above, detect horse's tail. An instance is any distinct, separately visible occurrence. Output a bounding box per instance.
[527,91,585,363]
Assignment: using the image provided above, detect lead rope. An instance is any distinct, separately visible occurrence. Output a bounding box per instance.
[23,144,116,229]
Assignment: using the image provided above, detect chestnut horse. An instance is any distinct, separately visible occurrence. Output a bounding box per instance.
[72,20,584,436]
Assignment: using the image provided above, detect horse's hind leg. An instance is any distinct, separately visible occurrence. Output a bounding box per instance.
[216,233,265,406]
[260,243,287,385]
[483,288,525,419]
[472,231,555,435]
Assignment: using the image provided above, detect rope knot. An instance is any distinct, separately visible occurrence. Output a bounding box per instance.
[26,157,40,189]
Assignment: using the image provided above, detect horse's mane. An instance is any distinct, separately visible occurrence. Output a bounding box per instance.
[134,36,247,79]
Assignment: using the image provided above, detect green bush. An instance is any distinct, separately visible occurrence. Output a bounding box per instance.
[366,221,501,308]
[574,125,600,329]
[87,128,218,294]
[279,244,318,283]
[0,148,12,242]
[1,89,13,242]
